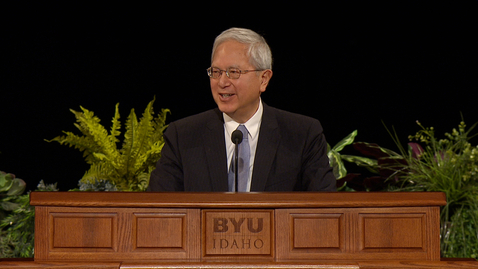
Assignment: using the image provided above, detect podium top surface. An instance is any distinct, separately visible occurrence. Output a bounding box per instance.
[29,191,447,208]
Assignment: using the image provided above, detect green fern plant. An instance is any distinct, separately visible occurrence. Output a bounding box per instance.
[47,98,169,191]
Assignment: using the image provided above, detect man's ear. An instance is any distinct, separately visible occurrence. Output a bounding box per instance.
[260,69,273,92]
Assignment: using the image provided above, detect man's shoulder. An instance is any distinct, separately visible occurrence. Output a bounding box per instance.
[169,108,223,130]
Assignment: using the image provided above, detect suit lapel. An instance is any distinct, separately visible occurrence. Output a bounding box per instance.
[203,109,229,191]
[251,104,280,191]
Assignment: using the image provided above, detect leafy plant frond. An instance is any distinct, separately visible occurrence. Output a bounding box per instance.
[110,103,121,143]
[332,130,357,152]
[327,130,359,180]
[341,154,379,173]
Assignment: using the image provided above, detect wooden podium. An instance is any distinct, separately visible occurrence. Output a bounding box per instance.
[2,191,478,268]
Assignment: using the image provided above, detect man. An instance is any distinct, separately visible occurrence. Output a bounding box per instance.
[148,28,336,192]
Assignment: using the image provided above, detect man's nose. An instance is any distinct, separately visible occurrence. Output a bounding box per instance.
[217,71,232,88]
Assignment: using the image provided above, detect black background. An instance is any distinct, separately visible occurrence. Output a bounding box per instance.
[2,3,478,191]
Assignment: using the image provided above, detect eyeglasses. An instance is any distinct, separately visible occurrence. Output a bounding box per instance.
[207,67,264,79]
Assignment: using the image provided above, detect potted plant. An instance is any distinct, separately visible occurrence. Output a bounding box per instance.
[388,120,478,258]
[46,98,169,191]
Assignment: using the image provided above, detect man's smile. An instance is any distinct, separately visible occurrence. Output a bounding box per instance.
[220,93,235,99]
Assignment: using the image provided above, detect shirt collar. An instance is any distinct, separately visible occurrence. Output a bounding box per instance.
[223,99,263,140]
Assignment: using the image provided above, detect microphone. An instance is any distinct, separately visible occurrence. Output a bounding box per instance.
[232,129,243,144]
[231,130,243,192]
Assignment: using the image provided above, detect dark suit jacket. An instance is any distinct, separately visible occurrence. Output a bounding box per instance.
[148,103,336,192]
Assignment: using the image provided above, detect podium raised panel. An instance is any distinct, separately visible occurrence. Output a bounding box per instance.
[276,209,348,260]
[358,213,426,251]
[133,213,186,249]
[292,213,343,249]
[354,207,440,261]
[50,212,117,251]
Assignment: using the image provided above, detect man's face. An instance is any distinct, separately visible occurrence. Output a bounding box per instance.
[210,40,272,123]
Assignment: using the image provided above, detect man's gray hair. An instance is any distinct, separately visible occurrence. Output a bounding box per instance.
[211,28,273,70]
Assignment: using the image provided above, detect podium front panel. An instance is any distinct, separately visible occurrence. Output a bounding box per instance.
[276,207,440,261]
[31,192,444,263]
[34,207,201,261]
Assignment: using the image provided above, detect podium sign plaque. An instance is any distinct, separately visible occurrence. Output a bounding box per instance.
[203,210,273,258]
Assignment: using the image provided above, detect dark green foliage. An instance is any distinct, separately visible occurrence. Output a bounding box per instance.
[0,180,58,258]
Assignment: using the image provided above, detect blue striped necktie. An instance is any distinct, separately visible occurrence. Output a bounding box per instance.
[228,125,250,192]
